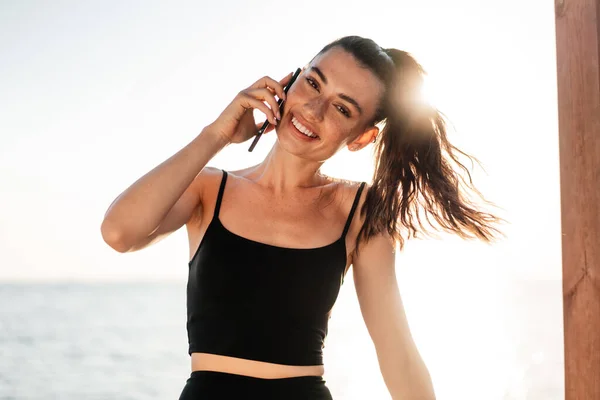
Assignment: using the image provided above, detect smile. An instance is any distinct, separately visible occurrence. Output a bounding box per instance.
[291,116,319,139]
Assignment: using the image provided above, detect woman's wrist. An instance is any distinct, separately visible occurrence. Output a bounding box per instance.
[197,124,232,149]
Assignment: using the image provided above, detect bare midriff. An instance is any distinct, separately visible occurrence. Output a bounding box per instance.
[191,352,325,379]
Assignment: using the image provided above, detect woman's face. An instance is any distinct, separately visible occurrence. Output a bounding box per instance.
[276,47,385,161]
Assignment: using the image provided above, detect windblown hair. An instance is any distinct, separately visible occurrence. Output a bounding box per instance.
[313,36,505,253]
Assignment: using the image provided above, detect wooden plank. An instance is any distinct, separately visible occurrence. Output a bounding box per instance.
[555,0,600,398]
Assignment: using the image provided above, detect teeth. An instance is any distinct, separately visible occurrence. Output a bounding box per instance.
[292,117,318,138]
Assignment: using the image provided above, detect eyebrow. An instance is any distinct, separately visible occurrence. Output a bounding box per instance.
[310,66,363,115]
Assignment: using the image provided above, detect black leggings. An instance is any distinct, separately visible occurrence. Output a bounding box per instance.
[178,370,333,399]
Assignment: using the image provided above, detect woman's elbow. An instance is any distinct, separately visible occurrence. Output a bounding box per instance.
[100,218,132,253]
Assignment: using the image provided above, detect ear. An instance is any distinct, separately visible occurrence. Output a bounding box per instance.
[347,126,379,152]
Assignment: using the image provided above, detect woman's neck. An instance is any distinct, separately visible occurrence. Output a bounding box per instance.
[248,142,327,194]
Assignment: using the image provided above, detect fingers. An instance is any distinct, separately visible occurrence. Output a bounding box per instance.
[237,91,278,126]
[239,72,294,128]
[244,87,281,120]
[255,122,276,134]
[278,71,294,88]
[250,73,293,101]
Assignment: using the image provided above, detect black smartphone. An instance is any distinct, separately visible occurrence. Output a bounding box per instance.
[248,68,302,152]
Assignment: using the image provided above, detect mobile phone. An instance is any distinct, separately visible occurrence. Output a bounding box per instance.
[248,68,302,152]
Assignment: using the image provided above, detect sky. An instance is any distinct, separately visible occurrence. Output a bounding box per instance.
[0,1,565,398]
[0,0,560,282]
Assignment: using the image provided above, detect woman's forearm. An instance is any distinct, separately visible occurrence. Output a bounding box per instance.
[382,352,436,400]
[101,126,228,247]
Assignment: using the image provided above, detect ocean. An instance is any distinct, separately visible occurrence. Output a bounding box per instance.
[0,280,564,399]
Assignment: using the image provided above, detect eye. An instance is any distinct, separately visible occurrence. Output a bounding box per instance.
[306,76,351,118]
[336,106,350,117]
[306,77,319,91]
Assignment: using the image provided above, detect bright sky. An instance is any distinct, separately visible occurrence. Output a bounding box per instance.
[0,1,563,398]
[0,0,559,283]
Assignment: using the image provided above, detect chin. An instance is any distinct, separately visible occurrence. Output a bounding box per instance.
[275,131,307,157]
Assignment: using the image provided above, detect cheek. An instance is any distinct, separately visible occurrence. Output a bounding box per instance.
[323,111,360,141]
[285,84,356,141]
[288,83,313,105]
[325,119,351,141]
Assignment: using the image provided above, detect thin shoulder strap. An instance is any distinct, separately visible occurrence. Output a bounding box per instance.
[213,169,228,218]
[342,182,366,238]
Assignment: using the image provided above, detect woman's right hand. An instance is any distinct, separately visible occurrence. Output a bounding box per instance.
[207,72,294,144]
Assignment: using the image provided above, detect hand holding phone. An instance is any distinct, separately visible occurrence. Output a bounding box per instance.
[205,72,296,146]
[248,68,302,152]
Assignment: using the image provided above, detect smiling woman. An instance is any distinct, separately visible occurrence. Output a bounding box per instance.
[101,35,504,399]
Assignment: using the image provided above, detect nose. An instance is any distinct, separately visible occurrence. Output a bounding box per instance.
[302,97,327,122]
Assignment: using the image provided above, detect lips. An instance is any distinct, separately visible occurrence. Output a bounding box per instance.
[290,113,320,139]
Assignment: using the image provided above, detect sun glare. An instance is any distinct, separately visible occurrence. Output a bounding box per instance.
[420,75,439,109]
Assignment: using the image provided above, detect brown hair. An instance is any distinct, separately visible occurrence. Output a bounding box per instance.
[313,36,506,253]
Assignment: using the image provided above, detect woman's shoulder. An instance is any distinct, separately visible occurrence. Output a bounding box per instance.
[323,177,371,259]
[326,176,370,200]
[189,166,227,202]
[196,165,225,182]
[320,176,369,222]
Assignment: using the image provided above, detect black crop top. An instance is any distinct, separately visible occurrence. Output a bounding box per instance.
[186,170,366,366]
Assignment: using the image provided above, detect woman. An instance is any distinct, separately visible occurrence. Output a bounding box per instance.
[101,35,503,399]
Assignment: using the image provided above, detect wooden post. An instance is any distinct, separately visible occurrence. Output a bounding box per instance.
[555,0,600,398]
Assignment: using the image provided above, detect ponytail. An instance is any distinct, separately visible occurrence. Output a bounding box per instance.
[313,37,505,256]
[358,47,504,252]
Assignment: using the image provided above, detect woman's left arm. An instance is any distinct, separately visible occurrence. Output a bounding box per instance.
[352,232,436,400]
